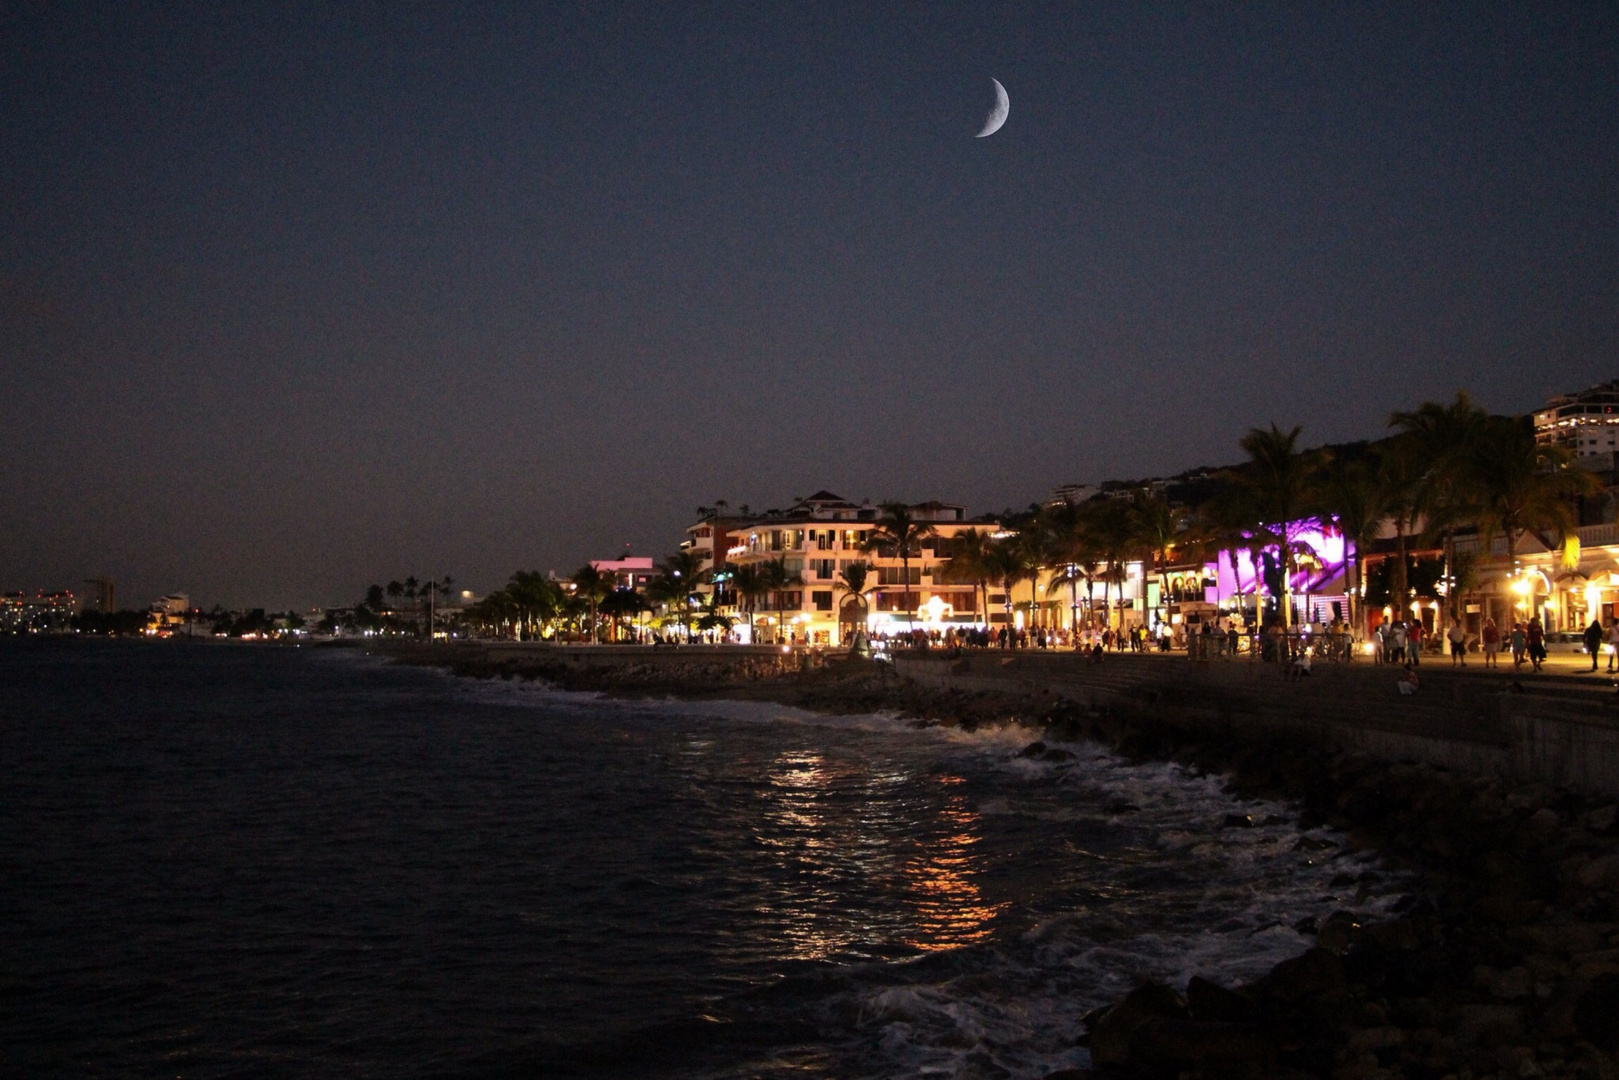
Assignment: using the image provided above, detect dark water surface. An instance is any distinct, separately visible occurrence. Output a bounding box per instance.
[2,642,1394,1078]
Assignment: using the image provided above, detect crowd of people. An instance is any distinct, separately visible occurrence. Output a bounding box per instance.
[824,610,1619,679]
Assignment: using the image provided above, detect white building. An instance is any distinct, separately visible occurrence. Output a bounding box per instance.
[684,492,995,644]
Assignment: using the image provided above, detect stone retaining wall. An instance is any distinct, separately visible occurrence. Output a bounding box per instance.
[895,651,1619,797]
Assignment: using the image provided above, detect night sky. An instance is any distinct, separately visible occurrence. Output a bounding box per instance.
[4,4,1617,609]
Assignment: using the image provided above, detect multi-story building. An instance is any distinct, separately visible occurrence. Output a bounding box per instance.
[146,594,193,634]
[685,491,996,644]
[80,577,115,613]
[588,556,657,591]
[1535,380,1619,459]
[1,590,78,633]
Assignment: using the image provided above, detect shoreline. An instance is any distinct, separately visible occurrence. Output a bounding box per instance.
[373,642,1619,1080]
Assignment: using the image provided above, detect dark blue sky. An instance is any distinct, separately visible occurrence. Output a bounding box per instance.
[4,3,1617,608]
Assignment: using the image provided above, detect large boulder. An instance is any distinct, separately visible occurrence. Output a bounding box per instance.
[1186,976,1255,1023]
[1256,947,1346,1002]
[1574,852,1619,891]
[1575,973,1619,1051]
[1449,1003,1524,1046]
[1088,984,1187,1068]
[1128,1018,1274,1071]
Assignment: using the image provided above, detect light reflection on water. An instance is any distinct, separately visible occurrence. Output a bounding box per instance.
[904,774,1006,951]
[756,753,1003,959]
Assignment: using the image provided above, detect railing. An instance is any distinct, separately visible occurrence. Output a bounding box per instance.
[1577,522,1619,547]
[1188,630,1360,663]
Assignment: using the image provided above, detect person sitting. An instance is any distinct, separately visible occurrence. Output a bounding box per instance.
[1397,664,1420,696]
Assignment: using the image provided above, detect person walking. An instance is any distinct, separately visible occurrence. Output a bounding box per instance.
[1510,622,1528,670]
[1447,620,1467,666]
[1585,617,1605,672]
[1608,619,1619,674]
[1482,618,1500,669]
[1527,617,1546,672]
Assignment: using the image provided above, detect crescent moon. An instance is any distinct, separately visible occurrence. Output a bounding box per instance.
[976,78,1009,138]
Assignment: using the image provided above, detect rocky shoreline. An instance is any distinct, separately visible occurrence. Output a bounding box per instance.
[376,644,1619,1080]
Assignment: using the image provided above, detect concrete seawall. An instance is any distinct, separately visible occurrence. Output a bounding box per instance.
[895,651,1619,797]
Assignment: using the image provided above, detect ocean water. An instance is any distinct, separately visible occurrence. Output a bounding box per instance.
[1,642,1399,1079]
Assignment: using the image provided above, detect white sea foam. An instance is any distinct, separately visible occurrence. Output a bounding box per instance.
[404,658,1407,1080]
[833,742,1405,1080]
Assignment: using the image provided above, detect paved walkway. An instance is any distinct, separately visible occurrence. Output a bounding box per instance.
[1021,642,1619,687]
[1402,649,1619,682]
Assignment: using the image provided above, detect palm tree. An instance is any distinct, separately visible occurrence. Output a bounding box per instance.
[1234,424,1323,630]
[1377,440,1425,624]
[571,565,612,643]
[726,563,765,641]
[833,560,875,647]
[501,571,561,639]
[937,528,994,633]
[861,502,936,632]
[508,571,563,639]
[756,556,801,644]
[1129,488,1182,623]
[600,587,645,642]
[1083,497,1136,631]
[1012,502,1063,634]
[1390,392,1490,633]
[982,535,1036,646]
[694,593,735,640]
[1462,415,1599,570]
[1314,453,1387,636]
[658,551,709,641]
[643,573,683,640]
[1038,499,1092,638]
[466,589,518,639]
[559,592,590,639]
[1196,485,1266,624]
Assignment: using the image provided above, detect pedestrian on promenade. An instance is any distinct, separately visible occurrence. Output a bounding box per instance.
[1527,617,1546,672]
[1608,620,1619,674]
[1511,623,1527,669]
[1390,621,1407,665]
[1447,620,1466,667]
[1585,618,1604,672]
[1408,620,1424,665]
[1482,618,1500,669]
